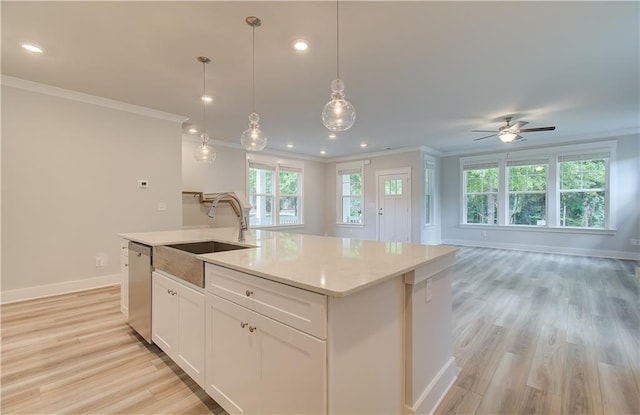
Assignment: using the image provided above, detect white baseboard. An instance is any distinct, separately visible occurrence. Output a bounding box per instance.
[441,239,640,261]
[405,357,457,415]
[1,274,120,304]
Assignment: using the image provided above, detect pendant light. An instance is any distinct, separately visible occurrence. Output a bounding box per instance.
[322,0,356,131]
[241,16,267,152]
[194,56,216,163]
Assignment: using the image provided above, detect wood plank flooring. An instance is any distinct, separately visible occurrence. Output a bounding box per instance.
[0,287,226,414]
[1,247,638,414]
[436,247,639,415]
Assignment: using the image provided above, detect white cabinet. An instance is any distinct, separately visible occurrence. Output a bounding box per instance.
[205,264,327,415]
[120,241,129,319]
[152,271,205,388]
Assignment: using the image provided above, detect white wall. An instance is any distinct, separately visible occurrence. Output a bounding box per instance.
[440,134,640,260]
[1,83,183,298]
[324,150,427,243]
[181,138,328,236]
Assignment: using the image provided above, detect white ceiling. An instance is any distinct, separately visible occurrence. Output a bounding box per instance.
[2,1,638,158]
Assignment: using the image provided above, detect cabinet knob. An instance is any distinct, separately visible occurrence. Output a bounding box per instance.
[240,322,248,328]
[249,326,256,333]
[245,290,254,297]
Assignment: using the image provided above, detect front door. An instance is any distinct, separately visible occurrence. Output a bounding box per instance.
[377,170,411,242]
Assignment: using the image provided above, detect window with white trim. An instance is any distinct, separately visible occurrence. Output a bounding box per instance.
[424,156,435,226]
[459,141,616,230]
[559,152,609,228]
[463,161,499,225]
[507,159,548,225]
[337,161,363,225]
[247,155,303,227]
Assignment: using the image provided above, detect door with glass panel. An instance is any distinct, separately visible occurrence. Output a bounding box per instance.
[377,171,411,242]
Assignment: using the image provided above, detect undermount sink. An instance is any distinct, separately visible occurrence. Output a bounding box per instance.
[153,241,251,288]
[167,241,249,255]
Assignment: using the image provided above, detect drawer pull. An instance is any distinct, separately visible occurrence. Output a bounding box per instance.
[249,326,257,333]
[240,322,248,329]
[245,290,254,297]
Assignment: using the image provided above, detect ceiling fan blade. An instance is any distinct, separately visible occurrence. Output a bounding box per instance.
[518,126,556,133]
[510,121,529,130]
[471,129,498,133]
[473,134,497,141]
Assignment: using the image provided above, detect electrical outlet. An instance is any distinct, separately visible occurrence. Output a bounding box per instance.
[481,230,488,237]
[138,179,149,189]
[630,239,640,246]
[157,202,167,211]
[95,255,106,267]
[425,278,433,303]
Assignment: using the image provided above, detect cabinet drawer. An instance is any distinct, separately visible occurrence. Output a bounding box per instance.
[205,264,327,339]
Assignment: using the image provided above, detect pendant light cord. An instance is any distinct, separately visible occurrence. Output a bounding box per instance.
[252,24,256,114]
[336,0,340,80]
[202,60,207,139]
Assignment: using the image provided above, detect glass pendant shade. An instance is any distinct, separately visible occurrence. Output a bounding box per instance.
[195,133,216,163]
[499,131,517,143]
[241,112,267,151]
[322,79,356,131]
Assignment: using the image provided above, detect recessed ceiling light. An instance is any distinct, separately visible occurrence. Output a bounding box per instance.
[286,144,294,148]
[20,43,43,54]
[188,128,198,134]
[360,143,367,148]
[201,95,213,103]
[320,150,326,155]
[293,40,309,51]
[328,134,337,140]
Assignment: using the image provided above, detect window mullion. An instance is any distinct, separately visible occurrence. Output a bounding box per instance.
[498,159,507,226]
[547,157,559,227]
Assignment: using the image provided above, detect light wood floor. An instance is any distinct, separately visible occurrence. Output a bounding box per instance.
[0,287,225,414]
[1,247,638,414]
[436,247,639,415]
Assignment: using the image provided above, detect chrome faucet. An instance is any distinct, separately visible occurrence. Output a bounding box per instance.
[207,192,249,242]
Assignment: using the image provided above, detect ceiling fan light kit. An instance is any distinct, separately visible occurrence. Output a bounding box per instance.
[472,116,556,144]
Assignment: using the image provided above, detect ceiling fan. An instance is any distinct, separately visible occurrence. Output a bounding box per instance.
[472,117,556,143]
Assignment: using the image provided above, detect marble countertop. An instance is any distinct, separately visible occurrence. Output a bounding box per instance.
[120,228,457,297]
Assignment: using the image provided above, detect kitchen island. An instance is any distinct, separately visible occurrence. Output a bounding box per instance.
[120,228,457,415]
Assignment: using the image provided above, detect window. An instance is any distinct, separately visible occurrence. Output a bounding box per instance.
[278,168,302,225]
[507,160,548,225]
[424,156,435,226]
[337,161,363,225]
[384,179,403,195]
[247,155,303,227]
[559,153,608,228]
[463,162,499,224]
[459,141,615,231]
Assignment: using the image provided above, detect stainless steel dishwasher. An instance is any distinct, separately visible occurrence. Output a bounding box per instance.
[128,241,153,343]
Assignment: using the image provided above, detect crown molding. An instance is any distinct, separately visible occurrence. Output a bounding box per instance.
[1,75,188,123]
[325,146,425,163]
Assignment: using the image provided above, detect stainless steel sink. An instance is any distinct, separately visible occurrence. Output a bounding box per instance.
[153,241,250,287]
[167,241,249,255]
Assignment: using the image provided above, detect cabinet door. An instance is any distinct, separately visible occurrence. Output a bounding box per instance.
[120,255,129,318]
[176,284,205,388]
[152,273,178,357]
[206,294,259,415]
[256,311,327,414]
